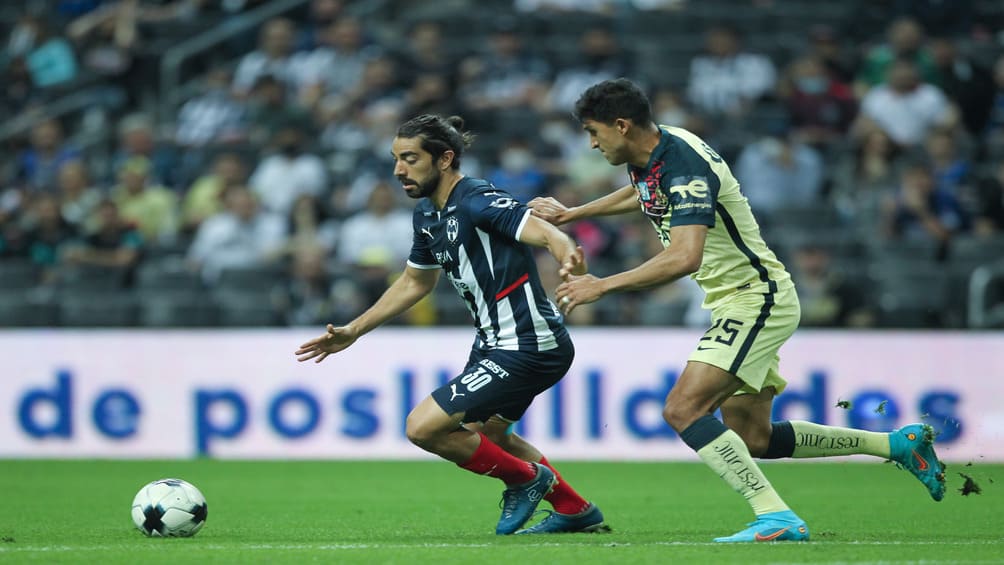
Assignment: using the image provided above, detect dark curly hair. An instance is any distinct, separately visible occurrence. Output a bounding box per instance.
[396,114,474,170]
[573,78,654,127]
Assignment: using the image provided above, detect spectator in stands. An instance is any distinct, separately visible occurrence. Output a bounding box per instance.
[686,24,776,118]
[486,138,549,204]
[855,17,938,94]
[110,156,178,245]
[24,18,78,89]
[856,59,953,148]
[232,17,297,96]
[790,244,874,328]
[112,113,177,188]
[24,193,77,276]
[335,180,412,301]
[651,88,691,129]
[457,17,550,116]
[245,74,312,147]
[929,36,995,137]
[734,122,824,219]
[181,152,247,235]
[1,57,37,114]
[402,72,454,118]
[546,25,628,112]
[66,0,138,79]
[187,185,286,283]
[295,0,344,51]
[248,124,327,217]
[805,25,855,85]
[395,20,454,83]
[61,199,143,271]
[983,55,1004,148]
[16,118,81,192]
[924,129,972,202]
[294,16,381,110]
[56,159,102,230]
[830,129,900,235]
[974,162,1004,236]
[885,161,969,243]
[779,56,857,149]
[175,69,247,148]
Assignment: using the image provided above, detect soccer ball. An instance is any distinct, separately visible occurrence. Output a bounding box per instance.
[131,478,208,537]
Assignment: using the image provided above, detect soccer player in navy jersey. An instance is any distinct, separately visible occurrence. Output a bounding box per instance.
[531,78,945,542]
[296,114,606,535]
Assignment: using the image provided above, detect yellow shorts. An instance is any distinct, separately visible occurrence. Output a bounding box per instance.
[688,284,800,395]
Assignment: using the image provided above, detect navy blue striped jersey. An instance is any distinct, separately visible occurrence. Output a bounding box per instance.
[407,177,567,351]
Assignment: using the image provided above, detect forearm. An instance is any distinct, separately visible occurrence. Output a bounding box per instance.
[599,251,696,294]
[348,270,436,335]
[560,184,637,224]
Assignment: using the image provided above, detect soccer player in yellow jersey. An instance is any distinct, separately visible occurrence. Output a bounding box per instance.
[530,78,946,542]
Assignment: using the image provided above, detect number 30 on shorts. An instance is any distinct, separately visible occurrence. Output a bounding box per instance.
[700,318,745,346]
[460,367,493,391]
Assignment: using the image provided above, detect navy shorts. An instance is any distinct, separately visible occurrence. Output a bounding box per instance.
[431,338,574,424]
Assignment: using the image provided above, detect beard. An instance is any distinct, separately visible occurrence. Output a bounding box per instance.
[401,168,440,199]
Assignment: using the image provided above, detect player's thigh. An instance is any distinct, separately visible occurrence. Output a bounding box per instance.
[431,343,573,425]
[688,285,799,396]
[406,395,466,442]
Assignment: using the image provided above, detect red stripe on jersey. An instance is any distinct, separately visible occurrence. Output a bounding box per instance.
[495,273,529,300]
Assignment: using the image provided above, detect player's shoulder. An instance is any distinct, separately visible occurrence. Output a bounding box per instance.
[659,126,723,170]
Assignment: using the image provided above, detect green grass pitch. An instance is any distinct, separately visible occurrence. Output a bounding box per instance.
[0,460,1001,564]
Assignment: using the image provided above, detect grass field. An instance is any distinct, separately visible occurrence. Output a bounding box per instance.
[0,460,1001,564]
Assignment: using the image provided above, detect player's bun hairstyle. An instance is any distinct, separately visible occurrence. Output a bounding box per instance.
[573,78,654,127]
[397,114,474,170]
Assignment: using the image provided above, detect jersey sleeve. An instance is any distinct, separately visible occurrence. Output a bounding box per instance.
[407,211,440,270]
[466,186,531,241]
[662,143,720,228]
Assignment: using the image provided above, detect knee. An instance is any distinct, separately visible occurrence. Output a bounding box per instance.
[405,415,441,451]
[662,400,697,432]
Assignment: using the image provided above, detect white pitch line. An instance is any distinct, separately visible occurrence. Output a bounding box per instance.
[1,540,1003,553]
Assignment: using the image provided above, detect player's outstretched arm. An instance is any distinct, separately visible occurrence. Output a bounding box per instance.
[295,265,440,363]
[528,184,637,225]
[517,214,587,279]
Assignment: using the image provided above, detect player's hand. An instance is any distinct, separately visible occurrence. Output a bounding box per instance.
[295,324,359,364]
[559,245,587,280]
[528,196,569,225]
[555,273,605,315]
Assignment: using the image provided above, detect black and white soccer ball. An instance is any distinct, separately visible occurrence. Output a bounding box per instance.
[131,478,208,537]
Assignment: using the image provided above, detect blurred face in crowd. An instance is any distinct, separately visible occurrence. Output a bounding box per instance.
[95,200,121,230]
[326,17,362,51]
[705,27,738,57]
[580,118,631,166]
[924,131,956,163]
[31,119,62,152]
[791,57,830,95]
[262,19,293,57]
[580,28,618,60]
[491,30,521,57]
[225,187,258,221]
[275,128,303,157]
[410,22,442,55]
[929,37,956,68]
[367,182,397,216]
[888,18,923,55]
[58,160,89,195]
[213,154,246,186]
[120,167,148,193]
[32,194,62,227]
[902,166,935,197]
[391,136,448,199]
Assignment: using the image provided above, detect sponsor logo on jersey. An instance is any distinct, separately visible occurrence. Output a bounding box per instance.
[668,178,709,200]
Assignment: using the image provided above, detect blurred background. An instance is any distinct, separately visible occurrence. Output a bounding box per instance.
[1,0,1004,332]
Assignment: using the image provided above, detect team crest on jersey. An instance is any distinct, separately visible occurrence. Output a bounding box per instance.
[446,216,459,243]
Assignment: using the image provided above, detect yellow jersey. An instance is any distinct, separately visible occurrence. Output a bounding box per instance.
[626,126,792,308]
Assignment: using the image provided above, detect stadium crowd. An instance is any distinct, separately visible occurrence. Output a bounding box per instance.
[1,0,1003,328]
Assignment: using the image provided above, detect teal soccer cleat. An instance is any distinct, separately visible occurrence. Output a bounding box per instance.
[714,510,810,543]
[889,423,946,501]
[515,503,610,534]
[495,463,556,535]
